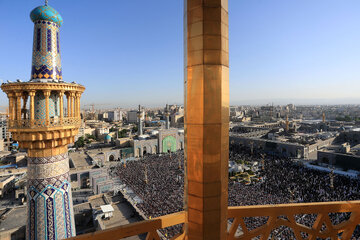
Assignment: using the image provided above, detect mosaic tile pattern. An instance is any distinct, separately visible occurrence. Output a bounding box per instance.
[28,172,70,193]
[28,157,69,179]
[49,92,59,116]
[162,135,177,153]
[31,20,62,81]
[28,152,68,164]
[36,28,41,51]
[34,92,46,122]
[30,5,63,27]
[27,153,76,240]
[34,91,59,120]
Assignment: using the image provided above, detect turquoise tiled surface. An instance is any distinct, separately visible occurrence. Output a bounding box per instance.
[30,5,63,27]
[34,91,59,119]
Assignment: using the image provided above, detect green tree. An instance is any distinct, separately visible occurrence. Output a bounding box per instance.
[85,134,95,140]
[336,115,353,122]
[74,136,85,149]
[344,115,352,122]
[118,129,128,138]
[109,127,117,132]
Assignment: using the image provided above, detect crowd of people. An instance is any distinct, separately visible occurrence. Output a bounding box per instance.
[115,147,360,239]
[116,152,184,237]
[228,149,360,238]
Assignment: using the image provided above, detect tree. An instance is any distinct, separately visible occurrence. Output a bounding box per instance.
[336,115,353,122]
[85,134,95,140]
[74,136,85,149]
[344,115,352,122]
[109,127,117,132]
[118,129,128,138]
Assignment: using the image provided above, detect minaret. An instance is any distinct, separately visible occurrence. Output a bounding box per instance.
[322,112,326,123]
[285,114,289,132]
[137,105,143,136]
[30,1,63,83]
[165,104,170,129]
[1,3,84,240]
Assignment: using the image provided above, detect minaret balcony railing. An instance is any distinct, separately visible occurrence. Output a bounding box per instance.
[9,117,81,129]
[67,201,360,240]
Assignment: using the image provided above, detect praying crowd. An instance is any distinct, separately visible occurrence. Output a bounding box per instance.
[115,146,360,239]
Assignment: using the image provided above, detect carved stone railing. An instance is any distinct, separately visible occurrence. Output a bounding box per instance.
[9,117,81,129]
[67,201,360,240]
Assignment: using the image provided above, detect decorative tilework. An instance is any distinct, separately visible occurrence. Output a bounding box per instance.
[162,135,177,153]
[36,28,41,51]
[34,91,59,120]
[36,195,46,240]
[47,28,52,52]
[30,5,63,27]
[28,152,68,164]
[64,192,72,237]
[28,158,69,179]
[31,21,62,81]
[46,197,55,240]
[34,91,46,121]
[56,32,59,53]
[29,199,35,240]
[54,193,66,240]
[27,152,76,240]
[49,92,59,116]
[28,172,69,193]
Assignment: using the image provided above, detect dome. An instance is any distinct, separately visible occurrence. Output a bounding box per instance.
[104,134,112,140]
[30,5,63,27]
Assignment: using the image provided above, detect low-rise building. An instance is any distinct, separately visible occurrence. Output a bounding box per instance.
[0,175,15,197]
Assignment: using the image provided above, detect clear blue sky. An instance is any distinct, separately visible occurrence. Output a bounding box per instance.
[0,0,360,108]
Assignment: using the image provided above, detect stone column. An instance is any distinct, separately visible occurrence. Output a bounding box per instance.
[70,93,74,117]
[74,93,79,118]
[29,91,36,126]
[15,92,22,121]
[184,0,229,239]
[44,90,51,126]
[59,91,64,123]
[66,93,71,117]
[76,93,81,118]
[73,94,77,118]
[7,93,14,121]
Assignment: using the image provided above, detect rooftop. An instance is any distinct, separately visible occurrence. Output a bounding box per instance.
[0,206,26,232]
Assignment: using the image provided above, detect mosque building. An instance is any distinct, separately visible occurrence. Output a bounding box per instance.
[130,104,183,158]
[1,2,84,239]
[100,105,184,162]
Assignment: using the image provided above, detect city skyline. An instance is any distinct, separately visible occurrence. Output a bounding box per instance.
[1,0,360,108]
[2,1,360,238]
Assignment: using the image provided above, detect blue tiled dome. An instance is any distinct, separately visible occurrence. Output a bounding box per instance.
[104,134,112,140]
[30,5,63,27]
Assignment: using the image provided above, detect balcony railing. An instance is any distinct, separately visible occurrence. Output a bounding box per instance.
[68,201,360,240]
[67,211,186,240]
[228,201,360,240]
[8,117,81,129]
